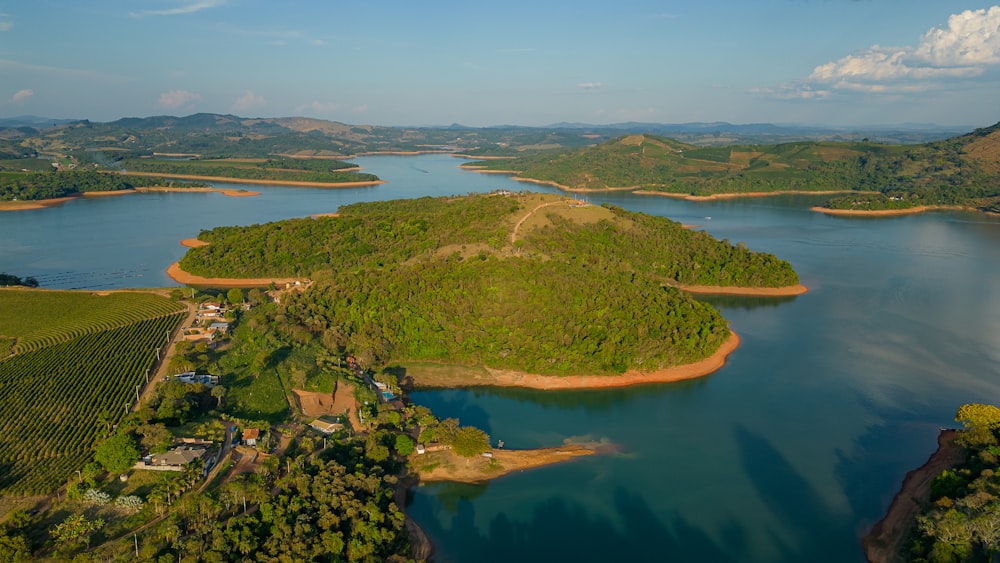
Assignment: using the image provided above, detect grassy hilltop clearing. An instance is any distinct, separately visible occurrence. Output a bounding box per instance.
[467,123,1000,212]
[179,192,799,375]
[0,290,185,495]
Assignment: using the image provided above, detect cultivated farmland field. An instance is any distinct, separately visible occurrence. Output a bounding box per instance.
[0,290,184,355]
[0,290,185,495]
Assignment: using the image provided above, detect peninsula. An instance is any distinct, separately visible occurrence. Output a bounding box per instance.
[176,191,802,383]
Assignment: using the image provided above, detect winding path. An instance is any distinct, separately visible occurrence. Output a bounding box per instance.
[511,201,566,243]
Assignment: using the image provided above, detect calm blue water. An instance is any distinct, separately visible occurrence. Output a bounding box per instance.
[2,155,999,562]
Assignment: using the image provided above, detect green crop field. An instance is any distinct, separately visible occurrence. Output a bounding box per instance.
[0,290,185,495]
[0,290,184,355]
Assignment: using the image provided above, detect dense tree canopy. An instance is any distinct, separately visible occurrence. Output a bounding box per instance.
[907,404,1000,561]
[179,193,803,375]
[0,170,205,201]
[93,433,140,474]
[471,124,1000,211]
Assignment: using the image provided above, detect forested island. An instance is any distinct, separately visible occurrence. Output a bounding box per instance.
[113,156,382,186]
[464,123,1000,214]
[0,170,207,203]
[177,192,800,378]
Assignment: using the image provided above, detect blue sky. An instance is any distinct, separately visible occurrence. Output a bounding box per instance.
[1,1,998,127]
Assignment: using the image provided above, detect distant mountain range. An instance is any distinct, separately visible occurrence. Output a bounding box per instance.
[0,115,79,128]
[0,113,975,146]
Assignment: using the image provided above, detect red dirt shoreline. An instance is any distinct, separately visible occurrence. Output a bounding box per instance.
[409,331,741,390]
[166,262,302,288]
[810,205,965,217]
[862,430,966,563]
[121,170,385,188]
[635,189,858,201]
[675,283,808,296]
[180,238,210,248]
[0,187,259,211]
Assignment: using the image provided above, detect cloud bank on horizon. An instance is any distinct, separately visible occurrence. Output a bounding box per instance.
[808,6,1000,95]
[0,1,997,127]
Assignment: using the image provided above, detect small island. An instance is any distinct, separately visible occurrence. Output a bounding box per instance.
[0,156,385,212]
[115,156,383,187]
[0,169,264,211]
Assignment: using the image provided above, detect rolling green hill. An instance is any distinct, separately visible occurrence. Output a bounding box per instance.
[469,123,1000,211]
[179,192,799,376]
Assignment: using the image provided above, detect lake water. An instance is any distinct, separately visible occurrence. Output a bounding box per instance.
[3,154,999,562]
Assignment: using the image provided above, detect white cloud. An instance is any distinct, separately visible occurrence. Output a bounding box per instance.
[811,7,999,94]
[765,6,1000,99]
[353,104,368,114]
[297,101,340,114]
[0,21,11,32]
[750,83,830,100]
[577,82,604,90]
[915,6,1000,66]
[131,0,225,17]
[158,89,201,109]
[230,90,266,113]
[11,89,33,103]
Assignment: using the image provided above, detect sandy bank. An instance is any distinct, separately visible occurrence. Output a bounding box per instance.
[810,205,963,217]
[135,186,260,197]
[675,283,808,296]
[357,150,455,156]
[122,170,385,188]
[180,238,210,248]
[415,443,604,484]
[0,186,260,212]
[862,430,965,563]
[0,196,79,211]
[459,165,638,193]
[635,189,857,201]
[166,262,301,288]
[310,212,340,218]
[408,331,740,390]
[512,176,637,193]
[451,154,516,160]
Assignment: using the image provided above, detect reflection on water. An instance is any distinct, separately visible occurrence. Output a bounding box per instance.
[694,293,800,310]
[2,155,999,562]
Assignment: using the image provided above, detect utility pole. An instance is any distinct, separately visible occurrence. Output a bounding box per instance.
[124,402,128,416]
[134,533,139,557]
[135,384,140,404]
